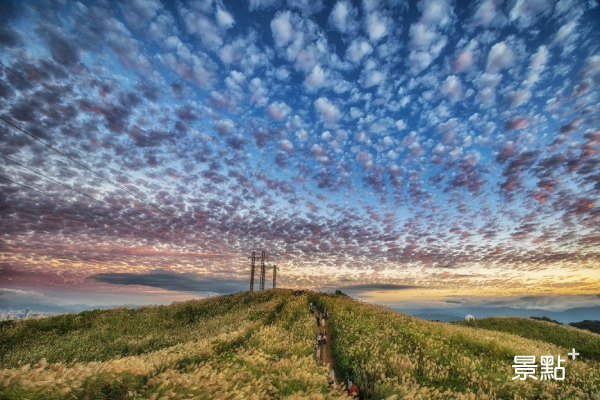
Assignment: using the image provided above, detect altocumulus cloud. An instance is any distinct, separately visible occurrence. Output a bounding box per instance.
[89,269,247,295]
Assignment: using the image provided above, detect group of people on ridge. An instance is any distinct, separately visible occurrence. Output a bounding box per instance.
[311,302,328,363]
[309,302,359,397]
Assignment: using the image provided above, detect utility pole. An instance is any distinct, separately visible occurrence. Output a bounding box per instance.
[259,251,267,291]
[249,251,256,292]
[272,265,277,289]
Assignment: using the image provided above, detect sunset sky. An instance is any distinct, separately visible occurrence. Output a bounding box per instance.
[1,0,599,311]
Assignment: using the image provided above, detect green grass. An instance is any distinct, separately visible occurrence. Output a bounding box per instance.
[0,290,279,367]
[0,290,341,400]
[457,316,600,361]
[317,293,600,399]
[3,290,599,399]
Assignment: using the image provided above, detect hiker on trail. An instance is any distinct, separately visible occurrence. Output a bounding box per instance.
[316,315,320,326]
[328,369,335,387]
[316,344,321,361]
[321,316,325,327]
[317,333,322,345]
[323,331,327,345]
[350,383,358,397]
[347,380,352,393]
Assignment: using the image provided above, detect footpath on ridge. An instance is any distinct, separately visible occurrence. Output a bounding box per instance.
[311,302,354,398]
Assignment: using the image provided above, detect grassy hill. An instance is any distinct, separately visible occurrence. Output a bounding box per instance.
[0,290,349,399]
[315,293,600,399]
[1,290,600,399]
[456,316,600,362]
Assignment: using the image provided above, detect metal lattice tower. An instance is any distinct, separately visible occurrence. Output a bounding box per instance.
[272,265,277,289]
[249,251,256,292]
[259,251,267,291]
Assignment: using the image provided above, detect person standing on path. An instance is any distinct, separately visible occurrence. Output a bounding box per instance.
[328,369,335,388]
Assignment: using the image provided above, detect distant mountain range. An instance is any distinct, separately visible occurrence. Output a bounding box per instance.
[0,301,137,314]
[4,300,599,325]
[399,306,600,324]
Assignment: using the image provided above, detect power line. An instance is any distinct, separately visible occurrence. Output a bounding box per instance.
[0,173,141,232]
[0,62,238,254]
[0,113,173,218]
[0,153,149,225]
[0,59,173,188]
[0,110,237,253]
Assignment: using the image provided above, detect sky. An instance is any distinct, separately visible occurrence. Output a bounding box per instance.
[0,0,599,312]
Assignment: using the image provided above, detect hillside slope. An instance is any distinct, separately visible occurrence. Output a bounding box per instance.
[0,290,349,399]
[314,293,600,399]
[456,316,600,362]
[2,291,600,399]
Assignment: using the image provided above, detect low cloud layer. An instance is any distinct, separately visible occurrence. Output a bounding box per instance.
[89,270,247,295]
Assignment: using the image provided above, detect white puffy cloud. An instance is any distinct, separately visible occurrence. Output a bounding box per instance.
[361,68,386,88]
[218,34,269,74]
[249,77,268,106]
[509,0,554,29]
[504,90,531,108]
[346,38,373,62]
[314,97,341,125]
[296,129,308,141]
[275,66,291,80]
[523,45,548,88]
[121,0,163,29]
[304,64,327,89]
[329,0,356,34]
[471,0,507,28]
[441,75,462,103]
[551,20,579,50]
[408,21,448,74]
[474,72,502,108]
[530,45,548,70]
[216,8,235,29]
[271,11,294,47]
[215,119,236,136]
[267,101,291,121]
[146,11,177,41]
[406,0,456,75]
[278,139,294,151]
[452,40,478,73]
[396,119,407,130]
[365,12,391,42]
[486,41,514,72]
[419,0,454,27]
[357,151,375,169]
[179,6,224,50]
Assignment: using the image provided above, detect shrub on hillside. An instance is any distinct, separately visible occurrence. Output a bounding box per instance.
[570,320,600,335]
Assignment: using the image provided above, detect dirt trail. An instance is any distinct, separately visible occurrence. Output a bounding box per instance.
[315,317,335,369]
[313,311,352,397]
